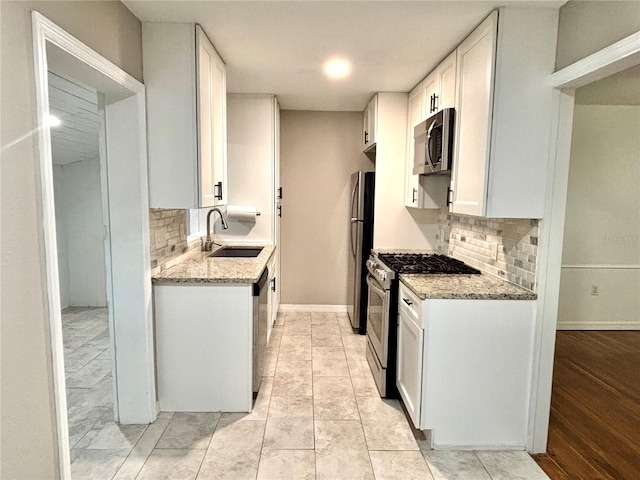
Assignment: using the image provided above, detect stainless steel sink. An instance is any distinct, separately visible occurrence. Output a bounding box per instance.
[209,246,263,258]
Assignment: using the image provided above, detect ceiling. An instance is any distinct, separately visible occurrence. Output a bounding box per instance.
[124,1,564,111]
[48,72,100,166]
[575,64,640,105]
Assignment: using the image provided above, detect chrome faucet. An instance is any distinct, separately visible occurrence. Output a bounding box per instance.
[202,207,229,251]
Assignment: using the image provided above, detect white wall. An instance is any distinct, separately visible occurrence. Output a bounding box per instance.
[558,105,640,329]
[0,2,142,478]
[280,111,373,305]
[555,1,640,70]
[373,93,440,250]
[53,159,107,309]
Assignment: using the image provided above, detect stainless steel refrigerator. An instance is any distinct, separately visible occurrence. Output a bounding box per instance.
[347,171,375,334]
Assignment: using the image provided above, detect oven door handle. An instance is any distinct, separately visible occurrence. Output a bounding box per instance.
[366,274,387,298]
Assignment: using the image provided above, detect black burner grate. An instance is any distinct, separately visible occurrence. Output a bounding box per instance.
[377,253,481,275]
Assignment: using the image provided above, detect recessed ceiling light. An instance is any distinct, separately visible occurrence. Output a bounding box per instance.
[46,114,62,128]
[324,59,351,80]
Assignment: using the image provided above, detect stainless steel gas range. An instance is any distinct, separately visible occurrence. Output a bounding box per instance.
[365,252,480,397]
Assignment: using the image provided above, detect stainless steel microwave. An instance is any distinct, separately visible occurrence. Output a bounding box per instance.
[413,107,455,175]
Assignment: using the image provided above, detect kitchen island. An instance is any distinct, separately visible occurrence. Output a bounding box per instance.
[152,244,275,413]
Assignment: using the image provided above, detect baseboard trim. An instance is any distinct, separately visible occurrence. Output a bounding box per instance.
[432,443,526,451]
[279,304,347,313]
[557,322,640,330]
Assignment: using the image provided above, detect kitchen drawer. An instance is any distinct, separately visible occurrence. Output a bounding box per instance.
[398,282,421,320]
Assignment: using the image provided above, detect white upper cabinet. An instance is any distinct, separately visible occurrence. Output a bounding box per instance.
[405,52,455,209]
[436,51,457,112]
[144,23,227,209]
[405,84,424,207]
[362,95,378,152]
[421,72,438,118]
[450,13,496,218]
[423,51,456,117]
[450,9,558,218]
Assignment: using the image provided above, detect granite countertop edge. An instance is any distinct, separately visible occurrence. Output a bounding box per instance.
[151,244,275,285]
[399,273,537,301]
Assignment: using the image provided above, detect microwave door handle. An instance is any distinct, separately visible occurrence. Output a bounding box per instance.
[425,120,436,172]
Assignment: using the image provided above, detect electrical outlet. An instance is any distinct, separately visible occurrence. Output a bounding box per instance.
[591,285,599,296]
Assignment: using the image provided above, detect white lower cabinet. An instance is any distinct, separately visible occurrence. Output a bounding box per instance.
[396,281,536,449]
[154,284,253,412]
[267,253,279,342]
[397,294,423,427]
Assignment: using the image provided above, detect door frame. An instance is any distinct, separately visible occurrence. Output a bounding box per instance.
[528,31,640,453]
[32,12,157,478]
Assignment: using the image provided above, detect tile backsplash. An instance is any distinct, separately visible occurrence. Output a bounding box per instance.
[149,209,191,269]
[436,213,539,291]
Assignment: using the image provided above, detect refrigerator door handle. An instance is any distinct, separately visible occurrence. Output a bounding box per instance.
[351,222,357,257]
[349,177,359,257]
[350,177,359,219]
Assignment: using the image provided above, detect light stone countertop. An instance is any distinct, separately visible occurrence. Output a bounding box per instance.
[400,273,537,300]
[152,244,275,284]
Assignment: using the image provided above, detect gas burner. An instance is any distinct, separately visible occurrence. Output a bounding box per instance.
[377,253,480,275]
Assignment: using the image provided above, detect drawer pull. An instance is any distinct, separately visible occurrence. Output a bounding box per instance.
[402,298,413,306]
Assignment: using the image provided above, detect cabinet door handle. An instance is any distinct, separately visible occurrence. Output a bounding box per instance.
[364,131,369,145]
[430,94,435,113]
[446,187,453,207]
[412,188,417,204]
[271,277,276,292]
[277,187,283,200]
[277,205,282,218]
[402,298,413,306]
[214,181,223,200]
[433,94,439,112]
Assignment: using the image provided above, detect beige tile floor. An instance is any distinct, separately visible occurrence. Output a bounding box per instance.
[67,310,549,479]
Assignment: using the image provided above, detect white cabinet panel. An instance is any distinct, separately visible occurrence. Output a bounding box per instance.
[267,253,279,343]
[397,302,423,428]
[210,48,228,205]
[405,84,424,208]
[154,284,253,412]
[395,281,536,448]
[405,50,456,210]
[363,95,378,152]
[144,23,227,209]
[421,299,536,448]
[451,14,496,217]
[450,9,558,218]
[437,51,457,111]
[422,72,438,118]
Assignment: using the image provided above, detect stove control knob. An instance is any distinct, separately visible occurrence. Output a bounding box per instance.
[377,270,387,282]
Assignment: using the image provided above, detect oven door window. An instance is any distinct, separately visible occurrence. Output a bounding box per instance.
[366,274,388,366]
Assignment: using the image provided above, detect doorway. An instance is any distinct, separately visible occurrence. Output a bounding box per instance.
[48,71,117,462]
[533,63,640,477]
[32,12,157,478]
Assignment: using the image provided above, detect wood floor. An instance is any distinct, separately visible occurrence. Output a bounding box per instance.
[532,331,640,480]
